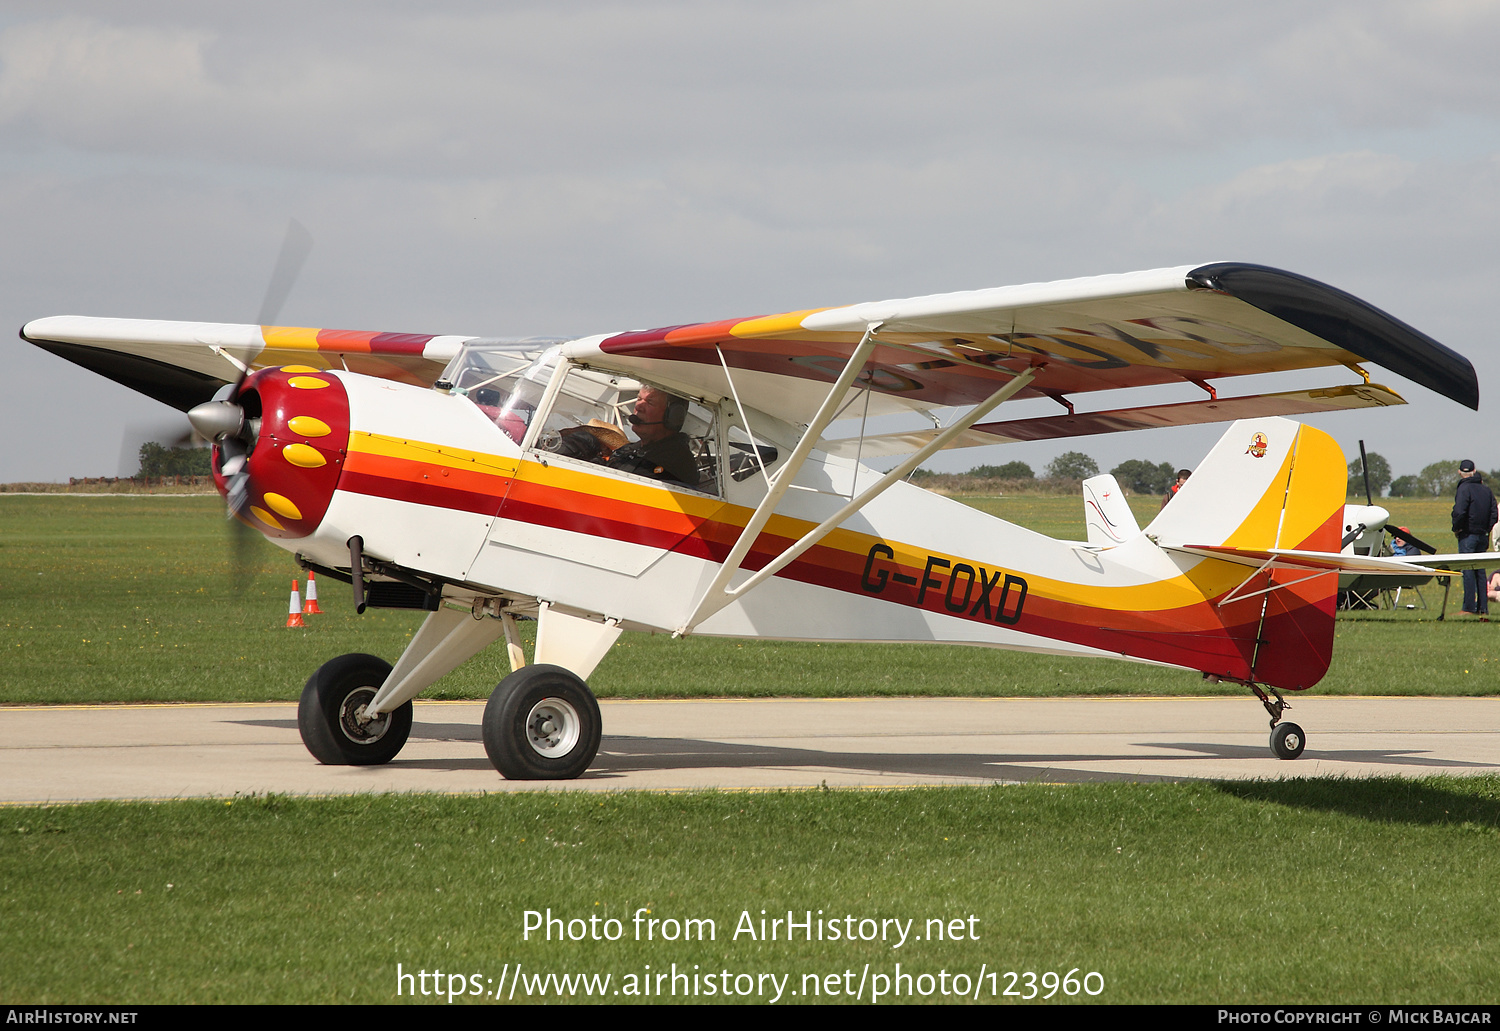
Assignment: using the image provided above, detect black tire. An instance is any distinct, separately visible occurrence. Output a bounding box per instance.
[298,653,412,765]
[482,664,601,780]
[1270,722,1306,760]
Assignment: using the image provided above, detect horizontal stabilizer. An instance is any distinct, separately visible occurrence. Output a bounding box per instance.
[1164,544,1458,577]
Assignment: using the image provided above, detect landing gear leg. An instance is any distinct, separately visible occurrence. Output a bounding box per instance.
[1250,684,1305,760]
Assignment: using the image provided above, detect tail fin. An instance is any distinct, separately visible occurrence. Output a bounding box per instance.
[1082,474,1141,546]
[1147,417,1345,691]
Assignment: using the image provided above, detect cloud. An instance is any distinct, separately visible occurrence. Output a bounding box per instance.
[2,2,1499,480]
[4,3,1498,174]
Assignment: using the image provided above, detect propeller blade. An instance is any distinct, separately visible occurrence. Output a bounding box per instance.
[257,218,313,328]
[229,508,258,597]
[220,217,316,402]
[212,216,315,594]
[1341,524,1367,549]
[222,453,260,595]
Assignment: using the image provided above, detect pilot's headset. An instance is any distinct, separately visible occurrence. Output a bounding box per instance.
[662,393,689,432]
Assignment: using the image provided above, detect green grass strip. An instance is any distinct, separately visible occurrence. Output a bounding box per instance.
[3,778,1498,1004]
[2,496,1494,704]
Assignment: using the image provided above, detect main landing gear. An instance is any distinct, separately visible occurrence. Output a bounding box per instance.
[1250,683,1306,761]
[298,653,414,765]
[296,654,603,779]
[482,664,602,780]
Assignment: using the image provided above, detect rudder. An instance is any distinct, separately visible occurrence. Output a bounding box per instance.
[1248,422,1344,690]
[1147,418,1345,690]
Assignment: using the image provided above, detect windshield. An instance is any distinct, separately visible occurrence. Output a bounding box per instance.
[444,341,562,445]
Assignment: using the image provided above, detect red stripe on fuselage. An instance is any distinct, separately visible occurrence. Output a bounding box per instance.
[333,451,1322,685]
[340,450,509,515]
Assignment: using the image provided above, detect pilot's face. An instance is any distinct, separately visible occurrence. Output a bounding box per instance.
[631,389,670,444]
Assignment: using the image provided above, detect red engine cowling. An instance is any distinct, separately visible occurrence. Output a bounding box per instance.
[212,366,350,539]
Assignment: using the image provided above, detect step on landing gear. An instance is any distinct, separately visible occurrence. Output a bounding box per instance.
[1250,683,1305,760]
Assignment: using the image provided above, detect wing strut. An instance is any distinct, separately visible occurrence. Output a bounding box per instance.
[678,341,1038,634]
[715,343,774,490]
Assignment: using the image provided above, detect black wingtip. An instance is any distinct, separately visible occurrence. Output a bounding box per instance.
[1188,263,1479,411]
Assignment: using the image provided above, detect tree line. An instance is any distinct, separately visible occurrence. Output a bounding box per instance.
[913,452,1183,493]
[1347,453,1497,498]
[135,442,212,478]
[915,448,1493,498]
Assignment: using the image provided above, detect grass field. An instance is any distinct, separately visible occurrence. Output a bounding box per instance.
[3,499,1498,1005]
[2,780,1497,1004]
[1,494,1493,705]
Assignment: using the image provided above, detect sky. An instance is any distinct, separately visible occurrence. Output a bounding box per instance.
[4,1,1500,484]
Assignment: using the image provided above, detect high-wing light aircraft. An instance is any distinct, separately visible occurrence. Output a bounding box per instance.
[22,262,1480,776]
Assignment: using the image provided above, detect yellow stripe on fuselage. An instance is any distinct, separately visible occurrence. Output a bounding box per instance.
[514,455,1264,613]
[348,432,519,476]
[345,433,1297,615]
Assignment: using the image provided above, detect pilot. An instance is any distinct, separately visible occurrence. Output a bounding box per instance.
[602,386,701,488]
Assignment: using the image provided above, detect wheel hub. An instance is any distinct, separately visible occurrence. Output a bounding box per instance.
[525,697,580,757]
[338,687,390,744]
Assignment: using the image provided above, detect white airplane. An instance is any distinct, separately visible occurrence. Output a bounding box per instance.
[23,261,1479,775]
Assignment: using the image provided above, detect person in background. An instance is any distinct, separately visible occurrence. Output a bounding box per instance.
[1390,527,1420,557]
[1452,459,1497,617]
[1160,468,1191,509]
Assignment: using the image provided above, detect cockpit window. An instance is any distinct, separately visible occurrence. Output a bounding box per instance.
[444,343,722,495]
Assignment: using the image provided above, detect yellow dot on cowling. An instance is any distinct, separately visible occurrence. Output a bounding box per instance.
[282,443,326,468]
[287,416,332,437]
[249,506,284,530]
[288,376,330,390]
[262,492,303,521]
[280,365,321,374]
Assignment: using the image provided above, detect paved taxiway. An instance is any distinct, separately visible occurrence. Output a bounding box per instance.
[2,696,1497,803]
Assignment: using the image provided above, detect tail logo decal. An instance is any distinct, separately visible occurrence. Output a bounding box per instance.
[1245,432,1269,458]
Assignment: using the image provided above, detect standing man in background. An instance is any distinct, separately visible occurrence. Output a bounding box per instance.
[1452,459,1497,617]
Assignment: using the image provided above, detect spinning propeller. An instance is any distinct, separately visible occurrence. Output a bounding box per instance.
[185,219,313,587]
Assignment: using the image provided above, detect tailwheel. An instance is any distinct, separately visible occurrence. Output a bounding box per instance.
[298,653,413,765]
[482,664,601,780]
[1247,682,1305,759]
[1270,722,1306,760]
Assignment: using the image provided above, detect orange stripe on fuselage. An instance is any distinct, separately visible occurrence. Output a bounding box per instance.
[331,435,1338,687]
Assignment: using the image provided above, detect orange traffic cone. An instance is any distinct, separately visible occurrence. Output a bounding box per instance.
[286,579,306,628]
[304,571,322,615]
